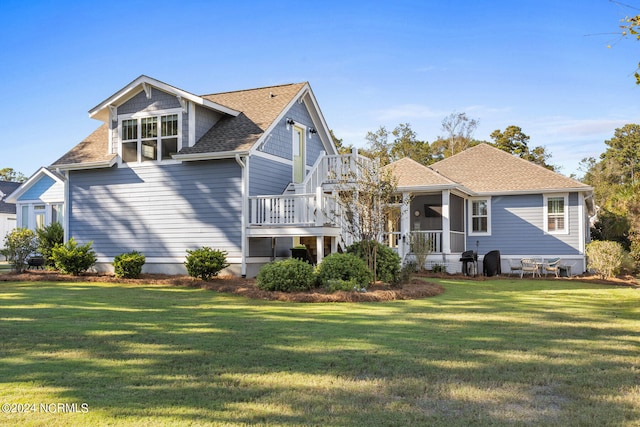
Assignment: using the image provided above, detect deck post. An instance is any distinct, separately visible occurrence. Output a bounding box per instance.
[316,235,324,264]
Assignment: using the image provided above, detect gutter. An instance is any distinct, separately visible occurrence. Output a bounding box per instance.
[235,153,248,277]
[173,150,250,162]
[53,157,118,171]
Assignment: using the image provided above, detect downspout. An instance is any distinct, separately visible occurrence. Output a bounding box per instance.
[58,168,70,244]
[235,153,247,277]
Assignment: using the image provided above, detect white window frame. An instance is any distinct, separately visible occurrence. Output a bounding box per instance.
[468,197,491,236]
[544,193,569,235]
[117,108,182,165]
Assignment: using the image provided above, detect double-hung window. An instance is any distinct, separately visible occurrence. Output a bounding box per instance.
[544,194,568,234]
[120,111,180,163]
[469,198,491,235]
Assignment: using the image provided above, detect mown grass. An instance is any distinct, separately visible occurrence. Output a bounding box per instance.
[0,278,638,426]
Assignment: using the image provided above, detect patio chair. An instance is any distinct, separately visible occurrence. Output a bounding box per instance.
[508,258,522,277]
[543,258,561,277]
[520,258,539,278]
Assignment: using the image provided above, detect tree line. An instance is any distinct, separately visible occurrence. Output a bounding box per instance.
[333,113,555,170]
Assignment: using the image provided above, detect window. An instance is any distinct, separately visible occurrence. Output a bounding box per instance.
[120,111,180,163]
[21,205,29,229]
[544,194,568,234]
[34,205,46,230]
[52,203,64,225]
[469,198,491,235]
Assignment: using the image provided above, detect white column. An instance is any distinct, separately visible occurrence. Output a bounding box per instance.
[441,190,451,254]
[401,192,411,260]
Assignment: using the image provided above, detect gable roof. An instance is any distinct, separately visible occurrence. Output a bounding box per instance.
[5,167,66,204]
[51,124,116,169]
[0,181,21,214]
[428,143,591,195]
[89,75,240,121]
[385,157,462,191]
[51,79,317,168]
[177,82,308,156]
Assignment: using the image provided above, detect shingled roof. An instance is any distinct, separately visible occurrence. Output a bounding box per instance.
[52,81,308,167]
[52,124,115,168]
[385,157,459,190]
[180,82,307,155]
[0,181,21,214]
[429,143,591,194]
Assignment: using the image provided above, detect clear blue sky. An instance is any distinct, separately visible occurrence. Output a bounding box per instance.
[1,0,638,178]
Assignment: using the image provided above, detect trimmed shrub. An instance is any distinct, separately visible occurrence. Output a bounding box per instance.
[185,247,229,280]
[586,240,626,279]
[36,222,64,268]
[256,258,316,292]
[316,253,373,289]
[113,251,146,278]
[51,238,97,275]
[3,228,37,273]
[347,240,401,284]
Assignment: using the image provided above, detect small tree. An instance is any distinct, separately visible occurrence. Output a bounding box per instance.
[185,247,229,280]
[36,222,64,268]
[329,152,405,283]
[410,232,433,272]
[3,228,37,273]
[51,238,97,275]
[113,251,146,279]
[585,240,626,279]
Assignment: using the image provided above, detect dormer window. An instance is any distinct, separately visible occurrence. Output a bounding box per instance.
[119,110,180,164]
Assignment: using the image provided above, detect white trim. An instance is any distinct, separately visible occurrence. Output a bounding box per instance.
[5,167,66,203]
[96,256,244,264]
[300,87,339,156]
[578,192,585,254]
[252,150,293,166]
[468,197,491,236]
[292,124,307,183]
[54,157,118,171]
[544,193,569,235]
[470,187,592,197]
[172,150,250,162]
[89,75,240,122]
[117,108,183,165]
[188,101,196,147]
[249,83,310,157]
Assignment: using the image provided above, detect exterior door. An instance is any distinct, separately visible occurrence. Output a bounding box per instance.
[293,126,305,183]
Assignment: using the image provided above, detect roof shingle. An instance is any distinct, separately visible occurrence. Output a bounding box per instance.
[428,143,590,194]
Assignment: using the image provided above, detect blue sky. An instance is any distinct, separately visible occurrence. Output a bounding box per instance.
[1,0,638,178]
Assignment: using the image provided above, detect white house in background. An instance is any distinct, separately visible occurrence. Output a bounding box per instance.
[5,167,65,233]
[0,181,21,248]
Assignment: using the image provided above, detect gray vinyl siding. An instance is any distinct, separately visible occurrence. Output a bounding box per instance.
[67,160,242,259]
[118,89,181,114]
[249,155,291,196]
[194,105,222,143]
[468,193,582,255]
[260,101,324,166]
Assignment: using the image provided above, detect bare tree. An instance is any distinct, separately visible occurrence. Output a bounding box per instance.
[440,112,479,157]
[330,153,405,282]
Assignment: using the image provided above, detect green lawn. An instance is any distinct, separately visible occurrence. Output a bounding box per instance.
[0,278,638,426]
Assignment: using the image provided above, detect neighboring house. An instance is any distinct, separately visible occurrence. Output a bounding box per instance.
[5,168,65,234]
[19,75,349,276]
[385,144,595,274]
[0,181,21,248]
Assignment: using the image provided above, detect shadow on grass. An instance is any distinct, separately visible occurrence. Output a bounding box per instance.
[0,280,638,426]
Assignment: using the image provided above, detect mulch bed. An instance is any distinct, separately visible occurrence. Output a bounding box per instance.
[2,269,637,302]
[0,270,445,303]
